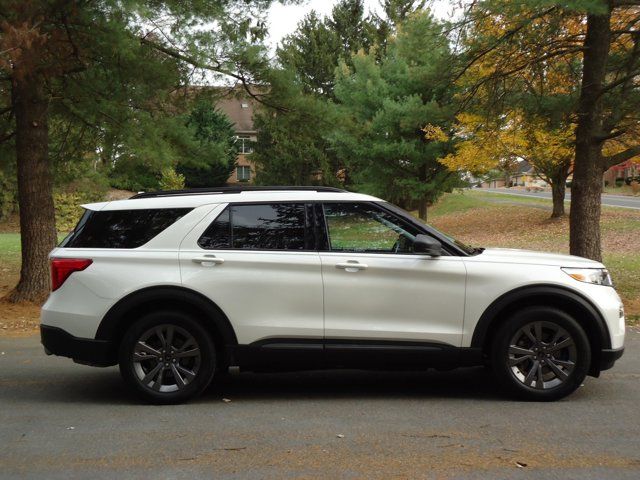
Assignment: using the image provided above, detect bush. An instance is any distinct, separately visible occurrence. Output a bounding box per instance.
[159,167,185,190]
[615,178,625,187]
[54,192,88,233]
[54,176,110,233]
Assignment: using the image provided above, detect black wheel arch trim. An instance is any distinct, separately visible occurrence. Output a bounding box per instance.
[471,284,612,351]
[95,286,238,354]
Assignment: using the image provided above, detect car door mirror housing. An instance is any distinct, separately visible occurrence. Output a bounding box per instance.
[413,234,442,256]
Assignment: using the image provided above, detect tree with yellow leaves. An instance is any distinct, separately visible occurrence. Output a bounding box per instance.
[454,0,640,261]
[442,112,574,218]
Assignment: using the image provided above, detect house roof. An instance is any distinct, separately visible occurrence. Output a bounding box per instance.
[215,93,256,134]
[515,160,534,175]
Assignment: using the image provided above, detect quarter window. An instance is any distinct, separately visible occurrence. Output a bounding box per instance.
[60,208,192,249]
[199,203,308,250]
[323,203,420,253]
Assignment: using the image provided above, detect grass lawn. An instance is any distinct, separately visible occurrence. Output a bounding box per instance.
[0,233,21,269]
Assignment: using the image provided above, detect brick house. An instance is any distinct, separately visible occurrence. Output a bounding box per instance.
[603,159,639,186]
[215,92,257,184]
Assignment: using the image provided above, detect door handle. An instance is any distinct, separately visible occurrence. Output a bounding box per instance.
[335,261,368,271]
[192,255,224,266]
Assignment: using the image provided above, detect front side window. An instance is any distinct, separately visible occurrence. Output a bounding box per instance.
[61,208,192,249]
[323,203,421,253]
[199,203,309,250]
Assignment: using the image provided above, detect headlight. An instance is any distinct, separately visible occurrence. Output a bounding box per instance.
[561,267,613,286]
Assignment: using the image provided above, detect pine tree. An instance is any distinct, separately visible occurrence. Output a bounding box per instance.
[332,11,459,220]
[0,0,280,302]
[177,103,238,187]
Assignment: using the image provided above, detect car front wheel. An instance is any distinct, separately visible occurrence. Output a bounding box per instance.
[118,311,216,404]
[491,306,591,401]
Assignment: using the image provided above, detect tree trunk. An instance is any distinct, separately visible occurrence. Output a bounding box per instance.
[569,6,612,262]
[418,163,428,221]
[418,197,427,221]
[5,74,57,303]
[550,180,566,218]
[570,148,604,261]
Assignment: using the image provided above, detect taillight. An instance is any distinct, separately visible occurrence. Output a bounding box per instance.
[50,258,93,291]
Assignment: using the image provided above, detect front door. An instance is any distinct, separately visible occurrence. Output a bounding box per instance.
[319,202,467,352]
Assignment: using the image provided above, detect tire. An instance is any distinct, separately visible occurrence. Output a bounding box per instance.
[491,306,591,401]
[118,311,216,404]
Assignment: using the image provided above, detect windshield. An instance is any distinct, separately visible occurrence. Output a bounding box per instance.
[380,202,480,256]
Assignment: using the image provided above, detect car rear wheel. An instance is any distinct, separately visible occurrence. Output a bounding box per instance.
[491,306,591,401]
[118,311,216,404]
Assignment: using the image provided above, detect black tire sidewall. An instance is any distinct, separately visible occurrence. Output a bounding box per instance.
[492,306,591,401]
[118,311,216,404]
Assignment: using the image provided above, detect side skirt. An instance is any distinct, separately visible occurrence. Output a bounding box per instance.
[231,338,483,372]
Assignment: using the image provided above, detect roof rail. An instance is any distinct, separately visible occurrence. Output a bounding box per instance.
[129,186,347,199]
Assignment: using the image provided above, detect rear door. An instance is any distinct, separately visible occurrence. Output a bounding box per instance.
[179,203,324,352]
[318,202,467,350]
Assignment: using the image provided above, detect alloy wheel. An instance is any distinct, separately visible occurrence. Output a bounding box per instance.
[132,324,202,393]
[508,321,577,390]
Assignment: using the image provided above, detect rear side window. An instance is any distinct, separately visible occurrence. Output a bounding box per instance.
[198,203,309,250]
[60,208,192,249]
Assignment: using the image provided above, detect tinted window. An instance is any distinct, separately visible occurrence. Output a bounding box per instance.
[197,208,230,250]
[61,208,192,249]
[198,203,308,250]
[323,203,421,253]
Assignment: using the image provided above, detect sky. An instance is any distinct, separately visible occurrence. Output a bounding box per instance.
[265,0,459,49]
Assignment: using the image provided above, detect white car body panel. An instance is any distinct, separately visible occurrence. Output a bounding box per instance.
[320,252,466,346]
[462,249,624,349]
[41,248,182,338]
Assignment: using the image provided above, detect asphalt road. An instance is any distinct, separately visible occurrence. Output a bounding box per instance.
[482,188,640,210]
[1,331,639,479]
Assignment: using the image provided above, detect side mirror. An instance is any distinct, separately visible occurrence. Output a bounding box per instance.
[413,234,442,257]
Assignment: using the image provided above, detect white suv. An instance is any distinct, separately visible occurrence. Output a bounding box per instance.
[41,187,625,403]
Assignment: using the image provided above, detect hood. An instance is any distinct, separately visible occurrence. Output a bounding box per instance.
[474,248,605,268]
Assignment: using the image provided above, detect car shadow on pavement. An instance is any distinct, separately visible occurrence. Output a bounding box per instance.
[202,367,507,403]
[4,366,508,405]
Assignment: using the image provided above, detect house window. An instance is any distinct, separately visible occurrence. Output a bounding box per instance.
[236,135,254,154]
[236,165,251,182]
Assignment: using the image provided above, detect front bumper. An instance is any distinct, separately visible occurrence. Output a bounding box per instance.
[599,347,624,371]
[40,325,115,367]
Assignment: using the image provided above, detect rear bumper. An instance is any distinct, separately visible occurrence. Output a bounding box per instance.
[599,347,624,371]
[40,325,115,367]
